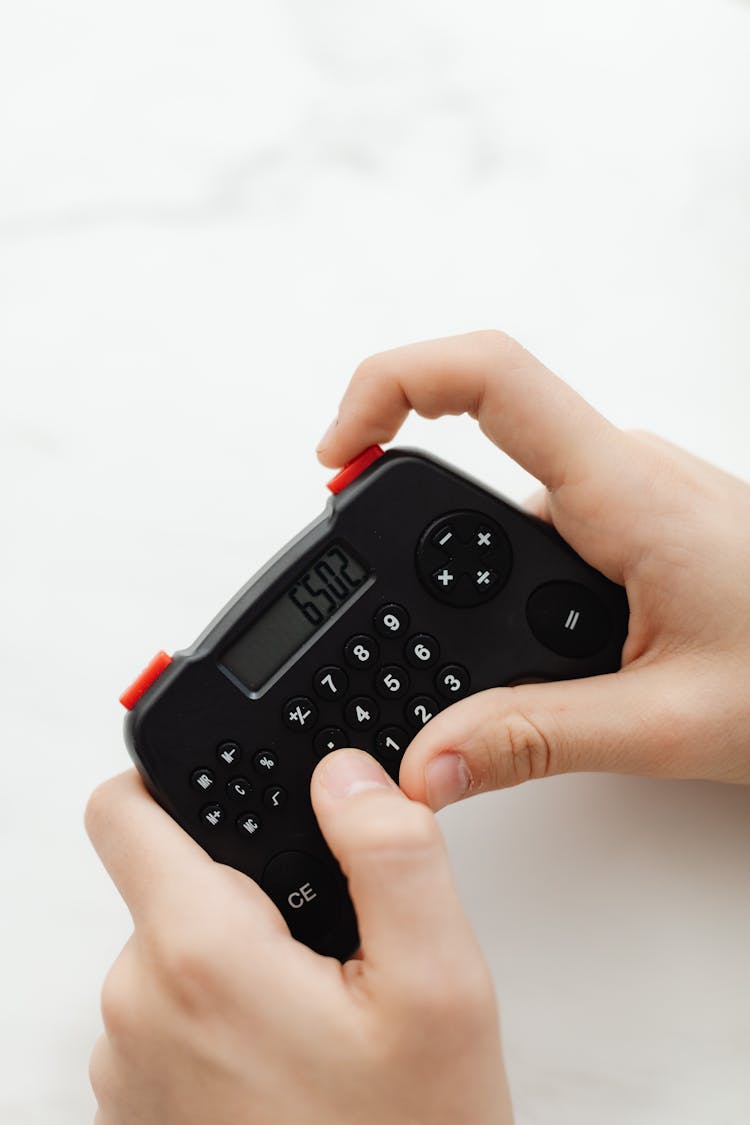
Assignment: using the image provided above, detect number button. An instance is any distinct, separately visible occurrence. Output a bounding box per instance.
[435,664,471,700]
[345,695,379,731]
[405,634,440,668]
[375,664,409,699]
[191,768,215,793]
[314,727,349,758]
[226,776,253,800]
[406,695,441,730]
[373,603,410,637]
[313,665,348,700]
[283,696,318,730]
[253,750,278,774]
[344,634,378,668]
[375,726,410,758]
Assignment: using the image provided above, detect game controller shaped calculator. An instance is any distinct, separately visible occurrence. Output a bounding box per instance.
[121,445,629,961]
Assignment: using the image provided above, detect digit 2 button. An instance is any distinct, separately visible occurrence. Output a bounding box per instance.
[406,696,441,729]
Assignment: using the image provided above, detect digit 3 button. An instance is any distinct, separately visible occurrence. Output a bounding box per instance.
[405,695,441,730]
[262,851,344,950]
[526,581,613,658]
[435,664,471,700]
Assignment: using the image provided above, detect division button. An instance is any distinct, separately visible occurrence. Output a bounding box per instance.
[263,785,287,811]
[313,665,348,700]
[405,633,440,668]
[373,603,410,637]
[262,851,343,948]
[526,581,613,658]
[236,812,262,838]
[314,726,349,757]
[375,726,410,758]
[200,804,224,829]
[191,768,215,793]
[405,695,441,730]
[283,696,318,730]
[435,664,471,700]
[216,740,241,767]
[473,567,498,591]
[253,749,279,774]
[345,695,379,731]
[375,664,409,699]
[343,634,378,668]
[226,776,253,800]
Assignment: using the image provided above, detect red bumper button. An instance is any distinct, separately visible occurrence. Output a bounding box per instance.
[120,650,173,710]
[326,445,384,494]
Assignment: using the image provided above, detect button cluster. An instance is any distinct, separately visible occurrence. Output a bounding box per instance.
[280,602,471,766]
[192,741,286,839]
[416,510,512,607]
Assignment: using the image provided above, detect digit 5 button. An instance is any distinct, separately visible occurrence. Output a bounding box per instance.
[526,581,613,658]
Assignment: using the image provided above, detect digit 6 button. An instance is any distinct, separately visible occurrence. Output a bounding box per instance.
[405,633,439,668]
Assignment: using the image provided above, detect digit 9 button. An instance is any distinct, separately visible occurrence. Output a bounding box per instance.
[417,510,512,607]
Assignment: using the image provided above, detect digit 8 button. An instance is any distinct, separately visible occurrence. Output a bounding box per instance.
[344,634,378,669]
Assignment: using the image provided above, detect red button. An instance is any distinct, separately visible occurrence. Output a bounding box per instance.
[326,445,384,494]
[119,650,173,710]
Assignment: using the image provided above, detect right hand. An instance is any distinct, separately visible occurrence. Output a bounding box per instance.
[317,330,750,807]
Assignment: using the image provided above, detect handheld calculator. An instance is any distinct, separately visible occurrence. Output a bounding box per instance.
[121,445,629,961]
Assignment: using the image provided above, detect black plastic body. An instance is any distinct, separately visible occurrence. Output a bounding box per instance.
[125,448,629,960]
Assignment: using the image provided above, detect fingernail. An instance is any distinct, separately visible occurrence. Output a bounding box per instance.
[317,416,338,451]
[320,750,394,799]
[424,753,471,811]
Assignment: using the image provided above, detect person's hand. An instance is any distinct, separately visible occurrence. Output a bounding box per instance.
[86,754,513,1125]
[317,330,750,806]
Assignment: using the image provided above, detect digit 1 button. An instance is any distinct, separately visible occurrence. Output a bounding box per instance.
[314,727,349,758]
[236,812,261,838]
[253,749,279,774]
[283,696,318,730]
[191,768,215,793]
[376,726,410,758]
[375,664,409,699]
[405,633,440,668]
[373,603,410,637]
[343,634,378,669]
[226,776,252,800]
[435,664,471,700]
[345,695,379,731]
[264,785,287,811]
[313,665,348,700]
[406,695,441,730]
[200,804,224,829]
[526,581,612,658]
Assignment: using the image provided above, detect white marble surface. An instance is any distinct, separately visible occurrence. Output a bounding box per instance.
[1,2,750,1122]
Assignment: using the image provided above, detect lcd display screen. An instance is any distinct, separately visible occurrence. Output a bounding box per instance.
[220,542,370,691]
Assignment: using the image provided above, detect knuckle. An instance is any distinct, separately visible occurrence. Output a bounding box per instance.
[485,700,554,788]
[473,327,525,360]
[145,928,221,1016]
[352,351,390,388]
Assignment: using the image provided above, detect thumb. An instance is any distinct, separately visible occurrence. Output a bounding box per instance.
[399,664,683,808]
[310,749,480,971]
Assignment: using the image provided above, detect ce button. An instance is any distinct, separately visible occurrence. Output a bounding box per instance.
[262,852,342,946]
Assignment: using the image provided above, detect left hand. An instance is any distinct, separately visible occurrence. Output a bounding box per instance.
[86,750,513,1125]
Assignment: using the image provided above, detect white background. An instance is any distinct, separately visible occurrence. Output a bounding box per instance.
[1,2,750,1122]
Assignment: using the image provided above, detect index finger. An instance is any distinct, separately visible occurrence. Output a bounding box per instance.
[317,330,622,493]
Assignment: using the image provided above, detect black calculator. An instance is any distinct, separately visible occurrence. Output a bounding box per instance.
[121,445,629,961]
